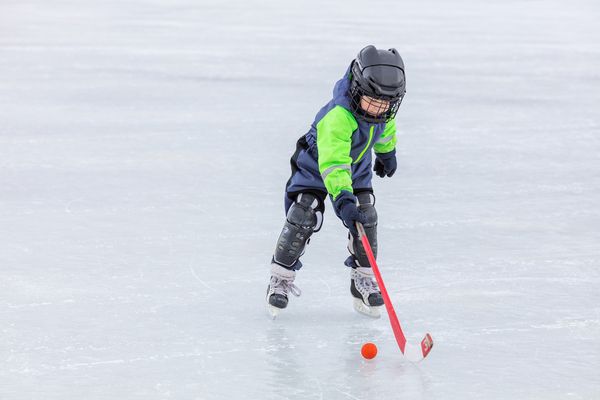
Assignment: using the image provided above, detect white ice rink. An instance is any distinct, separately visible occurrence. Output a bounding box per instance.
[1,0,599,398]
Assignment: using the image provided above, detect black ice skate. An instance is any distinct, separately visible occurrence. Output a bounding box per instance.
[350,266,384,318]
[266,263,301,319]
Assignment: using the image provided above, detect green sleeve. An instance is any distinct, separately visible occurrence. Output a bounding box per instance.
[316,106,358,200]
[374,118,397,154]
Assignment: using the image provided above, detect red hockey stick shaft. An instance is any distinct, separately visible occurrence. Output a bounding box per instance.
[356,222,408,352]
[356,222,433,361]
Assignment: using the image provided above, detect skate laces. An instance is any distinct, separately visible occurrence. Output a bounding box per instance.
[270,276,302,297]
[353,270,379,293]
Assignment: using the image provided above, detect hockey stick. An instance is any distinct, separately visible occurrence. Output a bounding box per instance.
[356,222,433,362]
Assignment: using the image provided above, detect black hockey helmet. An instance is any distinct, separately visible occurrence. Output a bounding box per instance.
[349,45,406,123]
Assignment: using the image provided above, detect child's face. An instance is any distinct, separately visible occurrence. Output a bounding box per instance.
[360,96,390,117]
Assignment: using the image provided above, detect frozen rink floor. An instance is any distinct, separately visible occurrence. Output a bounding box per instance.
[1,0,599,398]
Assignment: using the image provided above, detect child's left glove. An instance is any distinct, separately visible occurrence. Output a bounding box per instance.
[373,149,397,178]
[333,191,366,237]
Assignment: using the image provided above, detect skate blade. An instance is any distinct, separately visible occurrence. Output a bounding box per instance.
[353,298,382,319]
[266,303,281,319]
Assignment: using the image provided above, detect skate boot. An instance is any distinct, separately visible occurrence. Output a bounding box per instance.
[266,263,301,318]
[351,266,384,318]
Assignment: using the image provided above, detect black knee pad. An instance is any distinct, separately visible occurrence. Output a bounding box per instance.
[348,192,377,268]
[273,193,322,269]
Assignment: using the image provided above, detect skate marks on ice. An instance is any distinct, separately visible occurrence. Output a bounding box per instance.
[2,0,600,396]
[264,319,432,400]
[261,268,433,398]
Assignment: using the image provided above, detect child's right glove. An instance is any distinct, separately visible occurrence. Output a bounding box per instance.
[333,190,366,237]
[373,149,397,178]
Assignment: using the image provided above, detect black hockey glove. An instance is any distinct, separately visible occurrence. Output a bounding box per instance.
[373,149,397,178]
[333,190,366,237]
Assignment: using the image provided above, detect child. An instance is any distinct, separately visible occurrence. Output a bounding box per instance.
[266,45,406,318]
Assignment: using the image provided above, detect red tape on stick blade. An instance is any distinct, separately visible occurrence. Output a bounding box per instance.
[421,334,434,358]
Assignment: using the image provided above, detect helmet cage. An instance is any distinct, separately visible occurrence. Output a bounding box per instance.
[349,83,404,123]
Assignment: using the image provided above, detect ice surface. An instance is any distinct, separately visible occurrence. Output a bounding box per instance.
[1,0,600,399]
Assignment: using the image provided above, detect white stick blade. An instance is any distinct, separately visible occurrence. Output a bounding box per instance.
[404,334,434,362]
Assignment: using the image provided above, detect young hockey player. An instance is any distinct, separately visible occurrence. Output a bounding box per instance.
[266,45,406,318]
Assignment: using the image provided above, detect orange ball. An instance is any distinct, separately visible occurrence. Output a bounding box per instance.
[361,342,378,359]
